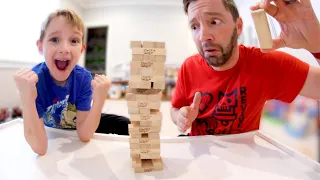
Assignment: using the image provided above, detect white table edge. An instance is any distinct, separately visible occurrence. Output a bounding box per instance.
[2,118,320,172]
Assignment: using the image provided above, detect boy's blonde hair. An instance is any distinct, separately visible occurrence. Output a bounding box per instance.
[39,9,85,42]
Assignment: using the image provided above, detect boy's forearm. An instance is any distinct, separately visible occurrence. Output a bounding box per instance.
[20,97,47,155]
[77,101,104,142]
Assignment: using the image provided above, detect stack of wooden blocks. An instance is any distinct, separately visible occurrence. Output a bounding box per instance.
[126,41,166,173]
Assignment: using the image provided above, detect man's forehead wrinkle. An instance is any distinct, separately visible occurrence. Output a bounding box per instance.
[189,1,210,13]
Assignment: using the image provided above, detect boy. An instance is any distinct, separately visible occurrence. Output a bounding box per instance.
[14,9,130,155]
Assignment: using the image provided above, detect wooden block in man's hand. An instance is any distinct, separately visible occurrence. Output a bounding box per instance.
[251,9,273,50]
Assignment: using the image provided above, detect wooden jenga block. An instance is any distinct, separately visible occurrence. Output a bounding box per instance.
[140,153,161,160]
[144,55,156,62]
[132,54,144,61]
[128,124,161,134]
[128,80,151,89]
[131,41,142,48]
[130,143,160,149]
[132,157,142,168]
[130,112,162,121]
[155,42,165,48]
[153,81,165,90]
[142,41,155,48]
[139,108,151,115]
[132,48,166,56]
[130,133,160,139]
[155,55,166,62]
[130,61,165,76]
[129,137,160,144]
[128,107,139,114]
[129,75,165,84]
[126,88,162,94]
[126,93,162,102]
[251,9,273,50]
[127,101,161,110]
[130,120,161,127]
[128,75,165,89]
[133,158,163,173]
[131,148,160,156]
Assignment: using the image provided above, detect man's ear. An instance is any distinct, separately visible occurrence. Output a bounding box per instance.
[36,40,43,55]
[236,17,243,36]
[81,44,87,53]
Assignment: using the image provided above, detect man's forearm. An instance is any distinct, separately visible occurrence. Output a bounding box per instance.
[77,101,104,142]
[21,97,47,155]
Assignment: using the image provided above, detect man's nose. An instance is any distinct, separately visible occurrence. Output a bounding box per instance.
[199,26,214,42]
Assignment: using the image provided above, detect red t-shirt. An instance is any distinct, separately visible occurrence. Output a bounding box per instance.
[172,45,310,136]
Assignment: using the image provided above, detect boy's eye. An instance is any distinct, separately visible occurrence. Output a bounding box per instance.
[49,37,59,42]
[211,19,222,25]
[71,39,80,44]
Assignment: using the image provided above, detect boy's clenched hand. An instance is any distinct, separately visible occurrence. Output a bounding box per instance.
[14,69,39,101]
[91,74,111,106]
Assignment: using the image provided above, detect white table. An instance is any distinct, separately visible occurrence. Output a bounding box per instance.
[0,118,319,180]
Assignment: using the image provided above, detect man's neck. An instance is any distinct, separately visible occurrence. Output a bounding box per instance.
[210,45,240,71]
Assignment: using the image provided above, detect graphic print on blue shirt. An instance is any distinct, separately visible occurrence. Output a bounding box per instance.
[32,62,93,129]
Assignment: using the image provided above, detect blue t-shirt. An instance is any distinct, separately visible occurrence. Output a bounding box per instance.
[32,62,93,129]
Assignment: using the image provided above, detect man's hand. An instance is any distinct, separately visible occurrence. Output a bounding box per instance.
[177,92,202,133]
[14,69,38,101]
[251,0,320,53]
[91,74,111,106]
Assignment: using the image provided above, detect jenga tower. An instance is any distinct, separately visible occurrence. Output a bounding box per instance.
[126,41,166,173]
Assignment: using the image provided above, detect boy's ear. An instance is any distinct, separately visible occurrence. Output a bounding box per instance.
[81,44,87,53]
[36,40,43,55]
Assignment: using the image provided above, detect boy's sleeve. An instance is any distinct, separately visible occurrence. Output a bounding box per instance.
[76,73,93,111]
[263,50,310,103]
[171,64,188,109]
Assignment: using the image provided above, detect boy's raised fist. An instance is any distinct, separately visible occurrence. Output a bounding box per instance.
[91,74,111,105]
[14,69,38,101]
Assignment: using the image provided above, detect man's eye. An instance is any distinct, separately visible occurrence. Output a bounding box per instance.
[212,19,222,25]
[49,37,58,42]
[191,25,197,30]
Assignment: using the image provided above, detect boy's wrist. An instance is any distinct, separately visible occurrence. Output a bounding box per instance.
[92,100,105,109]
[20,95,36,107]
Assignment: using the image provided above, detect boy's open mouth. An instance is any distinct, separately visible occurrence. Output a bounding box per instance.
[55,59,70,71]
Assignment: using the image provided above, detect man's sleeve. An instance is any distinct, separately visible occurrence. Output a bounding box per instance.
[76,73,93,111]
[171,65,188,108]
[264,50,310,103]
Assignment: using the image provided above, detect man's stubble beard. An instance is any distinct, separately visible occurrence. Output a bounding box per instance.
[200,27,238,67]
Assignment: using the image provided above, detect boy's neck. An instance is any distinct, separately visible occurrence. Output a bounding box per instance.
[54,79,67,87]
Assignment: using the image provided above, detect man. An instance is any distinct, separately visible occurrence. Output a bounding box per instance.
[170,0,320,136]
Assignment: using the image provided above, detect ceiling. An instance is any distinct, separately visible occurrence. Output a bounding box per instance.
[70,0,183,9]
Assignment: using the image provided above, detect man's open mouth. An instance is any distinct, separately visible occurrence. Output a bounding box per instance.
[55,59,70,71]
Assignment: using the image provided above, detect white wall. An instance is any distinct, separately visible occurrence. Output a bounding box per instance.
[83,5,192,74]
[60,0,84,19]
[0,0,60,109]
[0,0,60,66]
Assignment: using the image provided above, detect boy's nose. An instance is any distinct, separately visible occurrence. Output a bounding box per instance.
[59,42,71,54]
